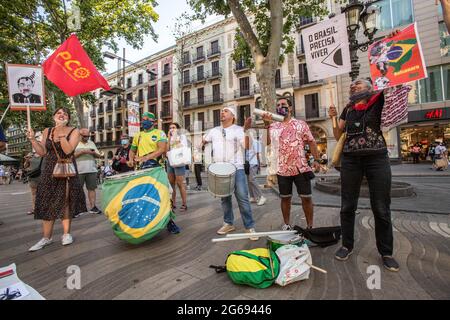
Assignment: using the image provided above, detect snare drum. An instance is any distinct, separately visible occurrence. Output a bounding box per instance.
[104,167,157,181]
[268,233,304,252]
[207,162,237,198]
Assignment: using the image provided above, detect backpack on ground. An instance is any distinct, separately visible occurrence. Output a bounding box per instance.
[294,226,341,248]
[210,248,280,289]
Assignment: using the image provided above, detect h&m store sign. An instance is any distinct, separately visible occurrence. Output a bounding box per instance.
[408,107,450,122]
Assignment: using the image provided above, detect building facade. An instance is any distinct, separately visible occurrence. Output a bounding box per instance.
[5,126,30,161]
[88,46,176,162]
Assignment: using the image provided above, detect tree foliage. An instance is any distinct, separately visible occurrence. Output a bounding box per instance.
[0,0,159,130]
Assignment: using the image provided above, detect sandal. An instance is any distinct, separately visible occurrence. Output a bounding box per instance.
[179,204,187,212]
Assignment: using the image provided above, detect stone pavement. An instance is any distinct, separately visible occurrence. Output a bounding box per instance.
[0,182,449,300]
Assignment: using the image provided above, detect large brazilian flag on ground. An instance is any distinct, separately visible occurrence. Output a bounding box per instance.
[101,167,174,244]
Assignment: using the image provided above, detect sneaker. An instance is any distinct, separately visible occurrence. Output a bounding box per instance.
[89,206,102,214]
[217,223,236,235]
[382,256,400,272]
[249,197,257,203]
[73,211,87,219]
[29,238,53,252]
[196,185,202,191]
[62,234,73,246]
[281,224,292,231]
[257,196,267,206]
[167,220,181,234]
[245,228,259,241]
[335,247,353,261]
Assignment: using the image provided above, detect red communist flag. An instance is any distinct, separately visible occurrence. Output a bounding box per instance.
[43,34,110,96]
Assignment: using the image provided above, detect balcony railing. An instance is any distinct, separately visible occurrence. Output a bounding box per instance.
[148,91,158,100]
[193,52,205,63]
[182,56,191,66]
[161,109,172,118]
[296,46,305,56]
[106,104,113,113]
[97,107,104,115]
[161,87,172,97]
[89,126,95,132]
[294,76,319,88]
[90,111,96,118]
[97,124,104,131]
[234,61,250,73]
[234,88,254,99]
[105,123,113,130]
[185,94,224,108]
[207,68,222,80]
[114,121,122,128]
[207,47,221,58]
[192,73,206,83]
[182,75,192,86]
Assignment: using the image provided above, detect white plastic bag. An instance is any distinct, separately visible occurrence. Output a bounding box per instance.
[275,244,312,287]
[168,147,192,167]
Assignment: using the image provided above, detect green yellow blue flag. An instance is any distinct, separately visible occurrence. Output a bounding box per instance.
[101,167,174,244]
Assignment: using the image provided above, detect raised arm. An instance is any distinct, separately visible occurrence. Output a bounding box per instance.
[28,128,48,157]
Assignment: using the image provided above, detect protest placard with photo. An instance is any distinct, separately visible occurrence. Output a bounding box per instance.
[303,14,351,81]
[127,101,140,137]
[6,64,46,111]
[368,22,427,90]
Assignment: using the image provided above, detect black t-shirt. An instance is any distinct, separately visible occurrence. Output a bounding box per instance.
[115,145,133,172]
[340,92,387,156]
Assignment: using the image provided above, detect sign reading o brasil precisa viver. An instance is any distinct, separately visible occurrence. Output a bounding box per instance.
[302,14,351,81]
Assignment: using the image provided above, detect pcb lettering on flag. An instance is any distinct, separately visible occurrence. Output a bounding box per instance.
[303,14,351,81]
[368,23,427,90]
[43,34,110,96]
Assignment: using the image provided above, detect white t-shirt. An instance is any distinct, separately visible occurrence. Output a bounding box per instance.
[247,139,262,166]
[75,140,99,174]
[204,125,246,169]
[169,132,188,150]
[435,145,447,155]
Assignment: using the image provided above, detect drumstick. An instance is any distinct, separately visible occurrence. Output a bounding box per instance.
[212,236,261,242]
[305,262,327,274]
[226,230,297,238]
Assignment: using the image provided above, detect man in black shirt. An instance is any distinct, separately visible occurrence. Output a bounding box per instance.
[12,75,41,104]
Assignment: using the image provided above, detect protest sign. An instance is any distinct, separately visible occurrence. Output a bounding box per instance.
[303,14,351,81]
[368,22,427,90]
[127,101,140,137]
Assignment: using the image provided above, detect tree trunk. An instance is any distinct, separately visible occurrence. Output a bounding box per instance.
[256,62,277,113]
[73,95,86,128]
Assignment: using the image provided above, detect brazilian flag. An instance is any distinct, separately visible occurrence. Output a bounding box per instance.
[102,167,174,244]
[386,39,417,73]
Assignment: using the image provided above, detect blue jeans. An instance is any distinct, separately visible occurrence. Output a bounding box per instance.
[141,160,160,169]
[221,169,255,229]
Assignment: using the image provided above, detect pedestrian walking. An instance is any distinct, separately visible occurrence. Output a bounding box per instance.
[74,128,103,215]
[27,107,87,251]
[246,132,266,206]
[193,146,203,191]
[412,143,421,164]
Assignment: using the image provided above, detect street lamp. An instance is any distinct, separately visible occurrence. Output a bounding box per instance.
[341,0,380,80]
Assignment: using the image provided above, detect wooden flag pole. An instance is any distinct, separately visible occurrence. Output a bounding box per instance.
[0,104,10,125]
[329,79,338,129]
[26,105,31,132]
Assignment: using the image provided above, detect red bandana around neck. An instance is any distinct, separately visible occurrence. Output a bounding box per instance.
[353,92,382,111]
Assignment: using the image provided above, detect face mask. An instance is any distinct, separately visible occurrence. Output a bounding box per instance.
[121,139,129,145]
[142,120,154,130]
[349,90,372,104]
[55,119,68,127]
[276,105,289,117]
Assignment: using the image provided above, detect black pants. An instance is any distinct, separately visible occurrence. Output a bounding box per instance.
[194,163,202,186]
[340,152,393,256]
[412,153,420,163]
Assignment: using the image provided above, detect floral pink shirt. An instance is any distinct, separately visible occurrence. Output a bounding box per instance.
[270,118,314,176]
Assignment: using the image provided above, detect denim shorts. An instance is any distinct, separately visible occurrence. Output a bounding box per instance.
[167,163,186,176]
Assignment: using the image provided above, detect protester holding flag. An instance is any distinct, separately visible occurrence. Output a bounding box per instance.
[128,112,181,234]
[328,75,402,271]
[27,107,87,251]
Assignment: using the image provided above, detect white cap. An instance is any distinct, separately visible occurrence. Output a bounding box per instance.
[222,106,237,117]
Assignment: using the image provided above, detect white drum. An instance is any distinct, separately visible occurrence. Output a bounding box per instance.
[207,162,237,198]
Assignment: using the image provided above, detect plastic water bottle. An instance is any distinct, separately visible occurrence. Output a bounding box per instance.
[253,108,285,122]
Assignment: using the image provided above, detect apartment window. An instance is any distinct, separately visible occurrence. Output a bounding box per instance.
[149,70,157,81]
[238,105,250,126]
[377,0,413,31]
[183,70,190,84]
[197,87,204,105]
[184,91,190,107]
[212,61,220,76]
[305,93,320,119]
[149,85,157,99]
[99,102,103,111]
[211,40,219,54]
[162,80,171,95]
[163,63,171,75]
[197,65,204,81]
[184,115,191,131]
[138,73,143,85]
[298,34,305,54]
[196,46,204,59]
[126,93,133,101]
[299,64,310,85]
[183,51,190,64]
[149,104,157,115]
[275,69,281,88]
[440,21,450,57]
[127,78,132,88]
[213,109,221,127]
[107,132,113,142]
[299,16,314,27]
[198,112,205,131]
[162,101,170,116]
[138,89,144,102]
[115,131,121,142]
[419,65,444,103]
[213,84,221,101]
[239,77,250,96]
[107,100,112,109]
[116,113,122,126]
